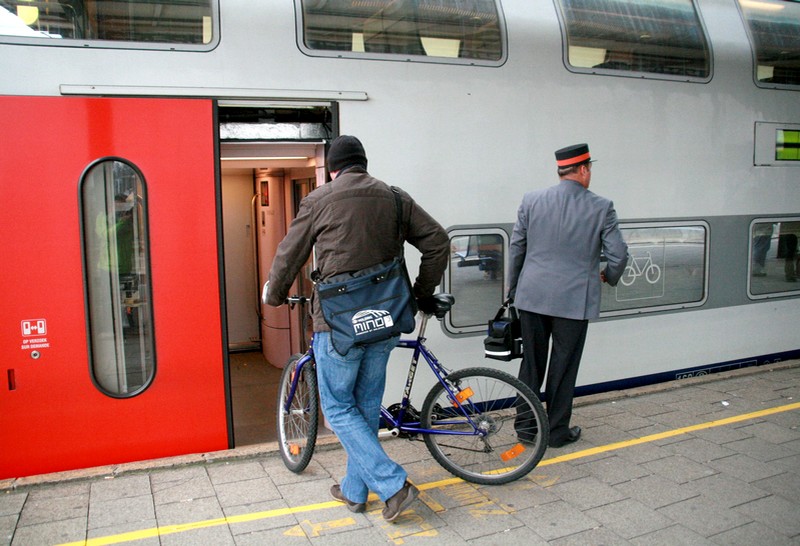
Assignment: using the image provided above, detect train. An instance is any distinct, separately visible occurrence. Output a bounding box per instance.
[1,0,798,480]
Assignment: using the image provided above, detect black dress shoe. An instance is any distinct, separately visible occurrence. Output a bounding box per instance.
[548,426,581,448]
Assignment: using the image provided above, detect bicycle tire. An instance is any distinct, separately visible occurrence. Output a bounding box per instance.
[421,367,548,485]
[276,353,319,473]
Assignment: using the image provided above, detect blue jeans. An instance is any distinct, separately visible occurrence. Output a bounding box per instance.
[313,331,406,503]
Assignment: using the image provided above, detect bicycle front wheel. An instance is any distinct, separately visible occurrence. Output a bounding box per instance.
[421,367,548,485]
[276,353,319,473]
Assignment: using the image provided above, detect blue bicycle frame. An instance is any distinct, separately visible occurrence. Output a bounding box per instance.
[283,313,486,439]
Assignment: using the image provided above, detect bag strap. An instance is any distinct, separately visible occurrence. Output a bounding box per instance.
[494,299,518,321]
[391,186,404,249]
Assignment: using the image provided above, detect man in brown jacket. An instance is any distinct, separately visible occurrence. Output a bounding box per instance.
[266,135,448,522]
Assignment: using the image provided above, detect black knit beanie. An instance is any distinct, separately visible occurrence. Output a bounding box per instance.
[327,135,368,172]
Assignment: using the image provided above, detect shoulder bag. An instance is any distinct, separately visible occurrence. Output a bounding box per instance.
[316,187,417,355]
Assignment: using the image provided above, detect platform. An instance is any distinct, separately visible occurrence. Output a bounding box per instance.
[2,360,799,546]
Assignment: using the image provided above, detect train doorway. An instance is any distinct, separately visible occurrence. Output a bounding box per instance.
[218,102,332,445]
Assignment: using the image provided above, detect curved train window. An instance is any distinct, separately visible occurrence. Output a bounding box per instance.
[445,230,507,334]
[297,0,506,66]
[738,0,800,88]
[749,219,800,298]
[600,223,708,316]
[0,0,218,50]
[80,159,155,397]
[554,0,712,81]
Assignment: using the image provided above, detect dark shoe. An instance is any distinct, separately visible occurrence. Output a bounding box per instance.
[330,484,366,513]
[548,426,581,448]
[382,481,419,522]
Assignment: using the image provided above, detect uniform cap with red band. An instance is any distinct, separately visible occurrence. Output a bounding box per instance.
[555,143,594,167]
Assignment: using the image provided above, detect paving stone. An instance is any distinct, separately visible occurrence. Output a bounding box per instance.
[584,498,673,539]
[214,477,282,508]
[158,525,236,546]
[234,524,313,545]
[733,494,800,537]
[612,474,698,510]
[0,493,26,517]
[683,473,769,509]
[545,476,627,511]
[735,421,800,444]
[1,514,17,546]
[479,477,559,512]
[663,437,737,463]
[705,453,783,483]
[437,500,523,541]
[641,455,717,484]
[87,494,155,529]
[16,493,89,527]
[750,471,800,503]
[513,500,599,541]
[548,526,631,545]
[10,517,86,546]
[709,520,796,546]
[629,523,715,545]
[90,475,151,502]
[468,524,549,545]
[151,472,217,505]
[721,436,798,462]
[154,495,225,526]
[207,461,271,485]
[573,455,650,485]
[657,496,752,537]
[85,519,160,546]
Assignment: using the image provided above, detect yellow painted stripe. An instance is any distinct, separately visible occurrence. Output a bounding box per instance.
[59,401,800,546]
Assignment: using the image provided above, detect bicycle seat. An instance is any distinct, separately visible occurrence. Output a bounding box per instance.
[431,293,455,319]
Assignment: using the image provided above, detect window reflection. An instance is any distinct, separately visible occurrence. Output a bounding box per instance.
[81,160,155,397]
[750,220,800,297]
[448,233,505,329]
[299,0,504,64]
[738,0,800,87]
[0,0,215,47]
[601,224,707,314]
[555,0,711,80]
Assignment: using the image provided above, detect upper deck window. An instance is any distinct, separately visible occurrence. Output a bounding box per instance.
[297,0,505,66]
[554,0,711,81]
[0,0,218,50]
[738,0,800,88]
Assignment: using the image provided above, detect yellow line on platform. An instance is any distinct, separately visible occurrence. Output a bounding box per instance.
[59,401,800,546]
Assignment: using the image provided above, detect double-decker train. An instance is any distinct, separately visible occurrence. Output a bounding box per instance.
[1,0,798,479]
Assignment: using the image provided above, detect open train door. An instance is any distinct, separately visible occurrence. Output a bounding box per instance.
[0,96,229,479]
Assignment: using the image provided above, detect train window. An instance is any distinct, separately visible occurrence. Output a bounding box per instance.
[554,0,712,81]
[738,0,800,88]
[445,230,507,333]
[80,159,156,397]
[600,223,708,316]
[0,0,218,50]
[749,219,800,298]
[297,0,506,66]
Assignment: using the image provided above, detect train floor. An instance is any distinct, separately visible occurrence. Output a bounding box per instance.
[2,360,799,546]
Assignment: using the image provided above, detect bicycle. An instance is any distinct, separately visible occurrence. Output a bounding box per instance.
[272,291,549,485]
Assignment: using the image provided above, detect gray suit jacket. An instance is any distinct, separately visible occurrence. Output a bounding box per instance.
[508,179,628,320]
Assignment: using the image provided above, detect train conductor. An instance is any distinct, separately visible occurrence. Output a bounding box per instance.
[508,143,628,448]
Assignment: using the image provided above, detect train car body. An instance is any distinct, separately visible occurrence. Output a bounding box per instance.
[0,0,798,479]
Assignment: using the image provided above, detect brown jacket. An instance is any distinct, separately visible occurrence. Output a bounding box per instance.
[267,167,449,331]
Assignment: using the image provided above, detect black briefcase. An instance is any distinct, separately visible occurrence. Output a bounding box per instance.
[484,301,523,361]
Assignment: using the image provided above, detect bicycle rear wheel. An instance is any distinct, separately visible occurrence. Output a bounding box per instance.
[421,367,548,485]
[276,353,319,473]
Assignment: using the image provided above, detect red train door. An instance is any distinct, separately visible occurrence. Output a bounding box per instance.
[0,96,229,479]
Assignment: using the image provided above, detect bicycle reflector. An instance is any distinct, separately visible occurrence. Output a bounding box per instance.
[452,387,474,406]
[501,444,526,462]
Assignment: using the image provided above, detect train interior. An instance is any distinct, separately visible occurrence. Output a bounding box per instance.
[219,104,330,446]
